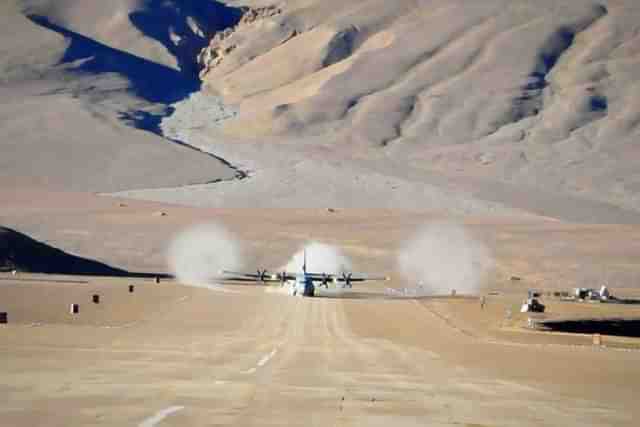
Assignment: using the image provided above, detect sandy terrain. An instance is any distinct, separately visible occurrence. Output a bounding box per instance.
[2,272,639,426]
[2,190,640,425]
[193,0,640,214]
[4,187,640,286]
[0,0,239,192]
[2,1,640,425]
[2,0,640,217]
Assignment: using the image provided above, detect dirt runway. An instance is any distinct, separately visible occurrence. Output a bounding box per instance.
[2,277,638,426]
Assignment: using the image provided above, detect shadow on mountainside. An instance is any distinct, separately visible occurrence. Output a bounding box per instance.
[27,14,199,105]
[25,2,243,138]
[26,0,244,102]
[0,227,169,278]
[513,5,608,123]
[25,8,250,182]
[129,0,243,75]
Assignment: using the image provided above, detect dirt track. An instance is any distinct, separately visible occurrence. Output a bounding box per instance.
[2,278,638,426]
[3,1,640,424]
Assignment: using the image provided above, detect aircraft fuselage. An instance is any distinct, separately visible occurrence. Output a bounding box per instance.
[291,273,315,297]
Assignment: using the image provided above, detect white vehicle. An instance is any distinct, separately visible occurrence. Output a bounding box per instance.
[223,251,389,297]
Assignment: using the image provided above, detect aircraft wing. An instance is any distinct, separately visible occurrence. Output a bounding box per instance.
[220,270,297,282]
[347,276,390,282]
[220,270,277,282]
[331,275,390,282]
[217,276,266,283]
[220,270,390,284]
[306,273,390,283]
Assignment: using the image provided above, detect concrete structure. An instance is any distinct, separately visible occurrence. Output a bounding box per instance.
[521,298,545,313]
[574,287,613,302]
[575,288,590,299]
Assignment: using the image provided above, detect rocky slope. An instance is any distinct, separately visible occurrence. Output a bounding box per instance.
[0,227,129,275]
[198,0,640,213]
[2,0,640,219]
[0,0,242,192]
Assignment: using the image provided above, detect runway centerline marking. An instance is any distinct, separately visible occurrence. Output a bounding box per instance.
[243,347,279,374]
[258,348,278,367]
[205,283,240,293]
[138,406,184,427]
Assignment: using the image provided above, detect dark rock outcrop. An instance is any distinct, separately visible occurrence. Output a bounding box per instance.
[0,227,128,276]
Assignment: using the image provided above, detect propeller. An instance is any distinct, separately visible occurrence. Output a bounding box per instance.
[257,269,268,282]
[341,272,353,288]
[321,273,329,288]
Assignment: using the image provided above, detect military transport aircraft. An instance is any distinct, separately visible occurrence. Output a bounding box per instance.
[222,251,390,297]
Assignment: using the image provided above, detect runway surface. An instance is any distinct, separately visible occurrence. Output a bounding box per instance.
[2,279,637,426]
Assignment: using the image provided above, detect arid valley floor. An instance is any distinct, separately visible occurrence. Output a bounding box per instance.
[2,190,640,426]
[3,0,640,425]
[2,272,639,427]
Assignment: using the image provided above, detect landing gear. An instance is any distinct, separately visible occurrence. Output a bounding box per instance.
[303,283,316,297]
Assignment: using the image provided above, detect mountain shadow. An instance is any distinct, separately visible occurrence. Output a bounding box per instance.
[27,14,200,104]
[129,0,243,75]
[0,227,168,278]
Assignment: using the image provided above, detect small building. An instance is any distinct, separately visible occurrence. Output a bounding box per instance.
[521,298,545,313]
[528,290,541,298]
[574,286,613,302]
[587,289,601,300]
[575,288,589,299]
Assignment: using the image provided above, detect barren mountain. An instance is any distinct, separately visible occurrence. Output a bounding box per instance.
[0,0,241,192]
[3,4,640,425]
[0,226,129,275]
[2,0,640,220]
[198,0,640,213]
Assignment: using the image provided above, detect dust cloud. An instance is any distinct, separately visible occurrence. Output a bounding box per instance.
[397,223,493,295]
[167,223,243,287]
[283,242,352,274]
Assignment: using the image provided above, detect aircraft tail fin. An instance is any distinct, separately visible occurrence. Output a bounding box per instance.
[303,249,307,274]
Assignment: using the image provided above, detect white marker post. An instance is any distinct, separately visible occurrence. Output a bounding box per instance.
[593,334,602,346]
